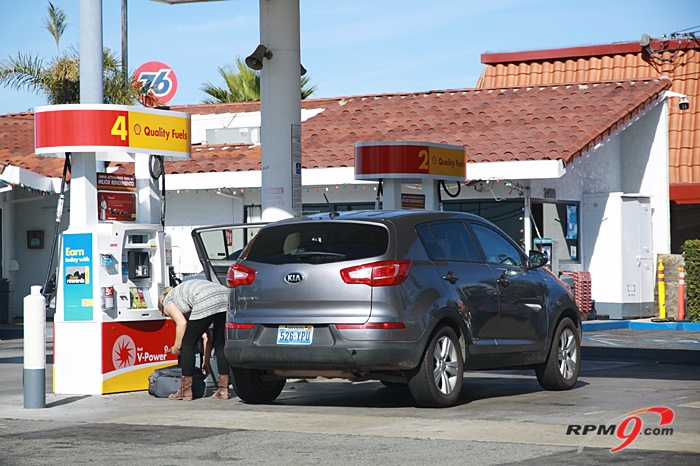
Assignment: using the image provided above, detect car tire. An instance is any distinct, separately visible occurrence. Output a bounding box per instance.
[230,367,285,403]
[536,317,580,390]
[408,325,463,408]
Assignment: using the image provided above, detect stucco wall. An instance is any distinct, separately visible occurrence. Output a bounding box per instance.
[530,135,622,202]
[3,190,69,318]
[621,101,670,254]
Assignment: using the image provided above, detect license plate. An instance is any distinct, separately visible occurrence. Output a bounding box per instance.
[277,325,313,345]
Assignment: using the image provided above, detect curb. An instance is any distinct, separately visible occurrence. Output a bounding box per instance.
[582,319,700,332]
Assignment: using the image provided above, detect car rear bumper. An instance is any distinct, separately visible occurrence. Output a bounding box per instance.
[225,324,427,371]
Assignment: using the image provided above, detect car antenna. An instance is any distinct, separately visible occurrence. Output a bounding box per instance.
[324,193,339,219]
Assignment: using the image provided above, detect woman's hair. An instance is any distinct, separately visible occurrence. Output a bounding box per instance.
[158,287,173,312]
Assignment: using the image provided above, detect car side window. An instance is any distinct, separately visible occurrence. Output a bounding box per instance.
[417,222,478,261]
[471,223,524,267]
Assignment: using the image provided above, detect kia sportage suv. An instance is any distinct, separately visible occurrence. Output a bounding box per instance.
[193,210,581,407]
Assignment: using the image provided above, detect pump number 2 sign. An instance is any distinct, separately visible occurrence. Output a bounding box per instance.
[354,141,465,181]
[34,104,191,159]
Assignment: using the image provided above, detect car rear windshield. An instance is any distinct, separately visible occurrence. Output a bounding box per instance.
[244,222,389,264]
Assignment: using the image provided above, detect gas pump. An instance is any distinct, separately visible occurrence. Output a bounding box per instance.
[354,141,466,210]
[35,104,190,394]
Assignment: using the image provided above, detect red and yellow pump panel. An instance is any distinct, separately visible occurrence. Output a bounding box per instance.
[355,141,466,181]
[34,104,191,159]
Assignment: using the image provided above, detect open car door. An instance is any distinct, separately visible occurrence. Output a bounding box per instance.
[191,223,266,285]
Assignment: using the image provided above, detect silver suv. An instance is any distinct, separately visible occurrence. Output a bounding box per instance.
[193,210,581,407]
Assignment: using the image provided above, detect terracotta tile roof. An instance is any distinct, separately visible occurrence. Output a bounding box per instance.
[0,112,71,182]
[1,80,670,183]
[166,143,261,174]
[169,96,343,115]
[478,39,700,186]
[301,81,670,169]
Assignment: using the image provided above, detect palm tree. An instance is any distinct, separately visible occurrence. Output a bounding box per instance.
[0,2,138,108]
[200,57,316,103]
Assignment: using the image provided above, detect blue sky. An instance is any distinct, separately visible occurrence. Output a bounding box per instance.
[0,0,698,115]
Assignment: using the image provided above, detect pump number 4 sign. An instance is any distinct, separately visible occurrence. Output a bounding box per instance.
[34,104,191,159]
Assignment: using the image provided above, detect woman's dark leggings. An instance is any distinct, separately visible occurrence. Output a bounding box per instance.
[180,312,227,377]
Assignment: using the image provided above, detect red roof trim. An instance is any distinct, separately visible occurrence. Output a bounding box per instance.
[481,40,697,64]
[670,183,700,204]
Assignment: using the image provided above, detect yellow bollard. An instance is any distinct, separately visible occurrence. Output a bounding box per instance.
[658,259,666,319]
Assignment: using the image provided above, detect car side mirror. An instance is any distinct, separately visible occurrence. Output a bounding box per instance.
[528,250,548,269]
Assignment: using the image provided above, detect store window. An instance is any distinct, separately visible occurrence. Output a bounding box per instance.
[443,199,580,263]
[302,202,375,216]
[531,201,580,263]
[443,200,524,246]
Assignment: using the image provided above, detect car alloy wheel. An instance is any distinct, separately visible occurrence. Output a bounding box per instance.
[558,326,578,380]
[434,334,461,395]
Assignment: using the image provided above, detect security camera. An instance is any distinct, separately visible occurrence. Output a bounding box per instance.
[666,91,690,111]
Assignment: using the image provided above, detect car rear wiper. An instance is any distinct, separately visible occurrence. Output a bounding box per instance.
[294,251,346,258]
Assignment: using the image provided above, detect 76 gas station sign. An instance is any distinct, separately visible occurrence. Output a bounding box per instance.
[134,61,178,105]
[34,104,191,159]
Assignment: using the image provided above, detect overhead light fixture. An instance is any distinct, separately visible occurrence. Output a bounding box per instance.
[641,32,674,63]
[245,44,273,71]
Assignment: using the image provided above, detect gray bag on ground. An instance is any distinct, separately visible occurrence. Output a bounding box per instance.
[147,365,207,399]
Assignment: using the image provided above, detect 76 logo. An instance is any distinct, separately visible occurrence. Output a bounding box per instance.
[136,69,173,97]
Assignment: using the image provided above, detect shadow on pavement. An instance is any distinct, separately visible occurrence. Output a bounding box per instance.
[46,395,91,408]
[583,346,700,366]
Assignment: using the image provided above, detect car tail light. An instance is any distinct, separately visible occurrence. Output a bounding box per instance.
[227,264,257,288]
[340,260,412,287]
[226,322,255,330]
[336,322,406,330]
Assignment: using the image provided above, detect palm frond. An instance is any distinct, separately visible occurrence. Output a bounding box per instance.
[44,2,68,55]
[0,52,46,93]
[1,8,137,107]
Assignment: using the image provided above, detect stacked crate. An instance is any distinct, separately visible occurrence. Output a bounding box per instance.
[561,271,593,318]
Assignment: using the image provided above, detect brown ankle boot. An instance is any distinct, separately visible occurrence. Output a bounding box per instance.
[211,375,229,400]
[169,375,194,401]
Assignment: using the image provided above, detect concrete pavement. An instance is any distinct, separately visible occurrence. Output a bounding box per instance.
[1,319,699,465]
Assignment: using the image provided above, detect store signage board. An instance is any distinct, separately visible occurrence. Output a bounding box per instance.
[355,141,465,182]
[34,104,191,159]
